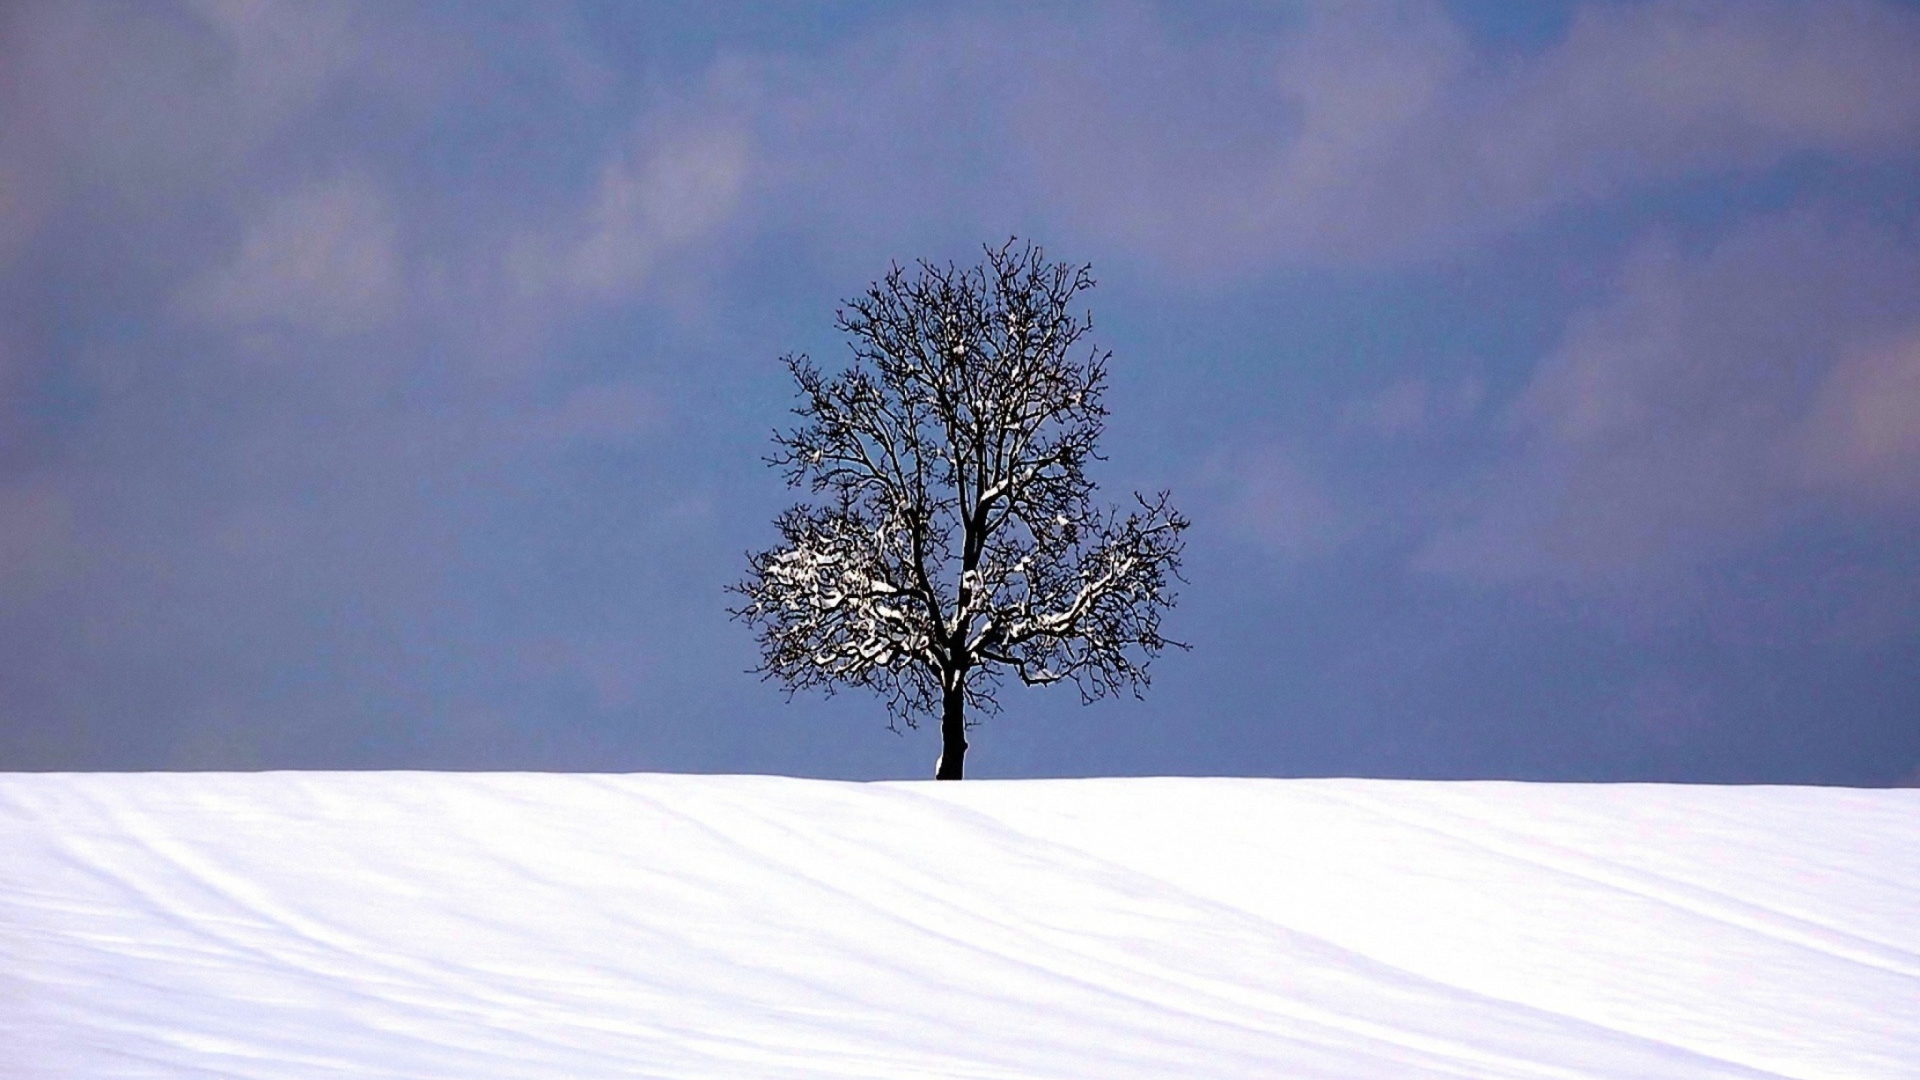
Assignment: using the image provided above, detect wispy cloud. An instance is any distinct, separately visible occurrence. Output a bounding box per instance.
[504,106,751,307]
[1420,208,1920,582]
[1203,442,1346,561]
[608,0,1920,282]
[1799,328,1920,504]
[1341,375,1486,440]
[1007,0,1920,268]
[179,172,402,336]
[1,1,368,214]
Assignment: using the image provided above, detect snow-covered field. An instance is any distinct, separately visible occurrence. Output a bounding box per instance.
[1,773,1914,1078]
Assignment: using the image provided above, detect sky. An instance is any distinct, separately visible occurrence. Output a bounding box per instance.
[1,0,1916,783]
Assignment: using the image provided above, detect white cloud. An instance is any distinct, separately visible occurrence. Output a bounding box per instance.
[179,172,401,335]
[515,382,662,446]
[1799,329,1920,504]
[181,0,359,131]
[1418,209,1920,582]
[0,0,370,214]
[1011,0,1920,268]
[1341,375,1485,439]
[512,120,750,304]
[1206,443,1345,561]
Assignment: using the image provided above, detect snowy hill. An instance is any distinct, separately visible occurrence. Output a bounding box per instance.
[2,773,1914,1078]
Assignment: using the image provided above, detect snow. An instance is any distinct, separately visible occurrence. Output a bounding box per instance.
[2,773,1915,1078]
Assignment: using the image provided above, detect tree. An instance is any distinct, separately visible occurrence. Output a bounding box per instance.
[731,240,1188,780]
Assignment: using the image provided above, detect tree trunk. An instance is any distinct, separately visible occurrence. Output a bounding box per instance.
[934,681,967,780]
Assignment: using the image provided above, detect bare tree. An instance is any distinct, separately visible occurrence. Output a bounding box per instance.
[731,240,1187,779]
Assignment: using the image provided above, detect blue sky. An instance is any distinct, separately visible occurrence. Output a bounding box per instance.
[2,0,1917,782]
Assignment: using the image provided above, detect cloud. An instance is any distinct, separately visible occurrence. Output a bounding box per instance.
[564,122,749,298]
[0,1,365,215]
[0,480,76,593]
[0,3,732,768]
[1418,208,1920,582]
[343,0,1917,290]
[645,0,1920,279]
[511,118,750,304]
[179,172,401,335]
[179,0,360,131]
[514,381,663,446]
[1205,443,1345,561]
[1798,329,1920,504]
[1341,375,1486,439]
[1008,0,1920,268]
[0,160,53,271]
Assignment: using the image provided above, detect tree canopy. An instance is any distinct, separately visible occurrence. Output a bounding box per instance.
[732,240,1187,778]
